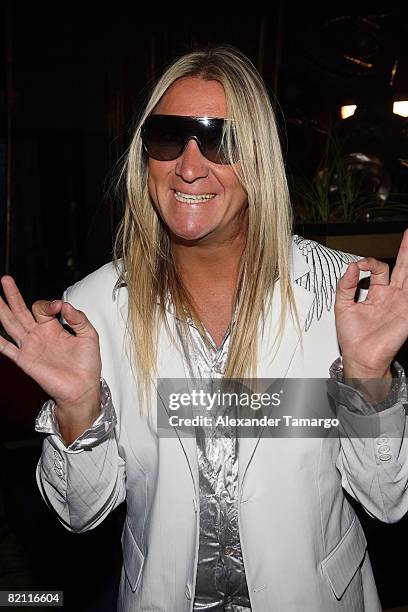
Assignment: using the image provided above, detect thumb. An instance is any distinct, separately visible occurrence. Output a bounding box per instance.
[61,302,96,337]
[335,262,360,307]
[32,299,63,324]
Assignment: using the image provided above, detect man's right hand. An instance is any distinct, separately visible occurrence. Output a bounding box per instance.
[0,275,102,444]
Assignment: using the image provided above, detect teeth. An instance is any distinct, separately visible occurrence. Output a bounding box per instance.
[174,191,216,203]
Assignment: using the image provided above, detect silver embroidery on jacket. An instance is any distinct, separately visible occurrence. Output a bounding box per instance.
[293,236,360,331]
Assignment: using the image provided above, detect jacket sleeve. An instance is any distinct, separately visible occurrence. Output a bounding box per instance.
[332,372,408,523]
[35,271,129,533]
[35,386,126,533]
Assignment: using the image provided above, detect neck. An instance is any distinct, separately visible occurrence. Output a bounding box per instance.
[171,229,246,297]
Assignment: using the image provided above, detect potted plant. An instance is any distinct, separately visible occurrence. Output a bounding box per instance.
[291,132,408,259]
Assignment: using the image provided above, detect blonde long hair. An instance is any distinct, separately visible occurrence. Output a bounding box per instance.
[114,45,297,400]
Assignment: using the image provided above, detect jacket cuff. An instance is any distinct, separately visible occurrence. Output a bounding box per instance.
[328,357,407,415]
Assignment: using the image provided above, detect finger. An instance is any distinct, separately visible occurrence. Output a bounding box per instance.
[390,228,408,288]
[335,262,361,306]
[0,295,27,346]
[1,275,36,332]
[355,257,389,286]
[0,333,19,362]
[32,299,62,324]
[61,302,97,338]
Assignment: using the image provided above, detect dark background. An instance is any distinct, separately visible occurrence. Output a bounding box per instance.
[1,3,408,611]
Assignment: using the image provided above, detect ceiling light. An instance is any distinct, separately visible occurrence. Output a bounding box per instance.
[340,105,357,119]
[393,101,408,117]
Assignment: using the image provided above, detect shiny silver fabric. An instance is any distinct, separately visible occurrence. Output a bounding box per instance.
[35,379,116,451]
[329,356,407,414]
[176,319,251,611]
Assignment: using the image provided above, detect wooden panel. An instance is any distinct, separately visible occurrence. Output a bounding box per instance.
[322,233,403,258]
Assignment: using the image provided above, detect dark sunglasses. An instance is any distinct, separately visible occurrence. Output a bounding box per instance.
[141,114,238,164]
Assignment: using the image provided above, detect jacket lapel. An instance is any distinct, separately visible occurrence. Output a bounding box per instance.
[119,294,200,496]
[238,245,315,493]
[155,318,200,499]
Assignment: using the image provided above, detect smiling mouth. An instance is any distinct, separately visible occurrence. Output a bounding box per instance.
[173,191,216,203]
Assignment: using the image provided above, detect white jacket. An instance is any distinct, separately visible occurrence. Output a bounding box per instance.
[36,237,408,611]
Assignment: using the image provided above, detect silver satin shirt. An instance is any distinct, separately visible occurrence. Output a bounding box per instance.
[175,319,251,611]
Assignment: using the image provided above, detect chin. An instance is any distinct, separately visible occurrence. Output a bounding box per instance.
[168,222,215,243]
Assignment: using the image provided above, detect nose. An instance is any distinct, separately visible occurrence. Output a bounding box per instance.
[175,138,209,183]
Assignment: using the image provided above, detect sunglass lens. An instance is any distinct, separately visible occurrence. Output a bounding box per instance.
[142,118,184,161]
[199,123,238,164]
[199,131,224,164]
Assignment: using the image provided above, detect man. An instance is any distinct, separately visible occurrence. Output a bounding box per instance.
[1,46,408,611]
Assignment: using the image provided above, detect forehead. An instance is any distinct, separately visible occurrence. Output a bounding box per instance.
[155,77,227,118]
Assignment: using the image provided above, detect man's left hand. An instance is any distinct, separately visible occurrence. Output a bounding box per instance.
[335,229,408,395]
